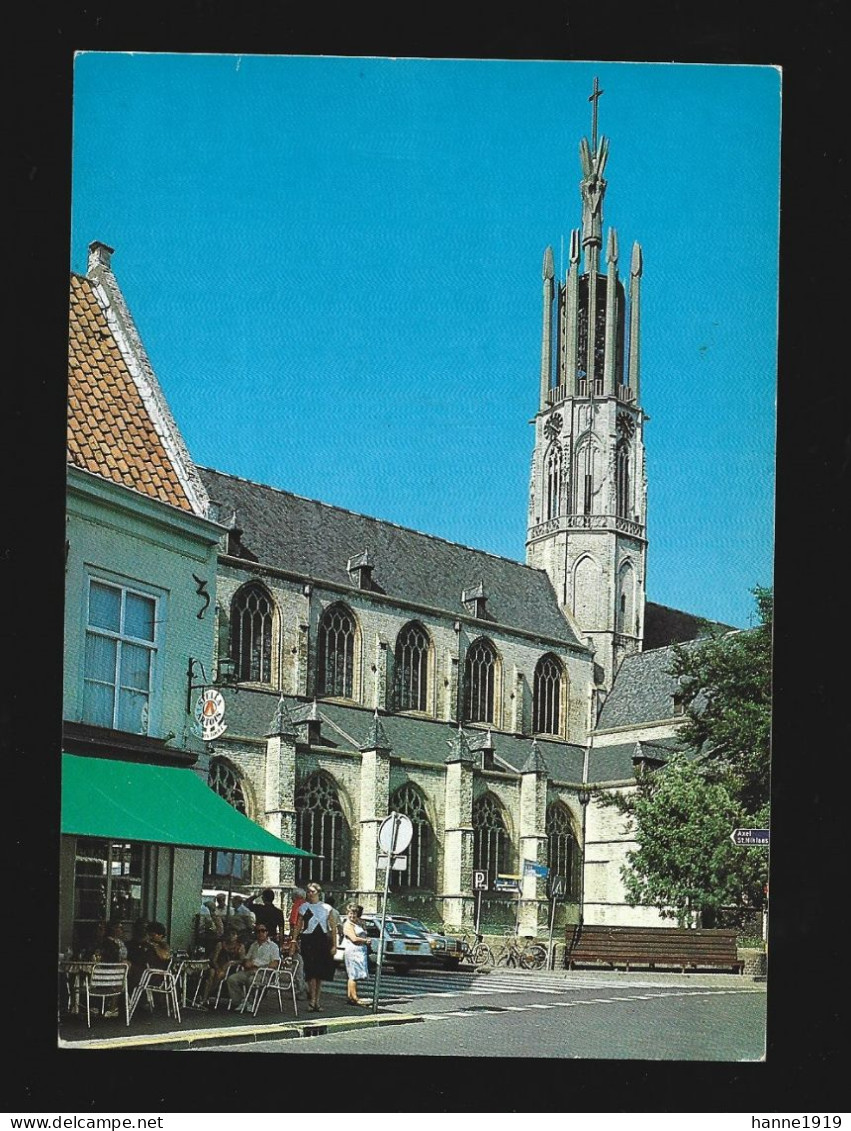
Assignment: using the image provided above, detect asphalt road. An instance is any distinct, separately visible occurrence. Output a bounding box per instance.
[185,967,767,1061]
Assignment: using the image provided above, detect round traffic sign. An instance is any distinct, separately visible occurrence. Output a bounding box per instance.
[377,813,413,854]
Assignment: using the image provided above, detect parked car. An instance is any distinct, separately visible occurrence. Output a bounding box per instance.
[333,915,435,973]
[382,915,465,970]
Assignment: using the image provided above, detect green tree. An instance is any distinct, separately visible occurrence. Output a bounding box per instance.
[599,586,772,926]
[670,585,772,820]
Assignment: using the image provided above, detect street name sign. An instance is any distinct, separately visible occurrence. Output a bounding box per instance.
[494,878,520,893]
[730,828,770,847]
[524,860,549,878]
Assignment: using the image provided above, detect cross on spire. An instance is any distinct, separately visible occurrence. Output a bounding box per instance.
[588,76,604,153]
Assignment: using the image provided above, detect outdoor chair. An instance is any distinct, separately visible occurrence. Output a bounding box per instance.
[84,963,130,1027]
[196,959,242,1010]
[129,962,182,1023]
[237,960,298,1018]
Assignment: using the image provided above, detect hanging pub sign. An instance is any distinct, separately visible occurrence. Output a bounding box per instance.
[193,688,227,742]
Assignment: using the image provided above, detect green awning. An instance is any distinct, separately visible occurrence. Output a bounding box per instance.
[61,752,314,857]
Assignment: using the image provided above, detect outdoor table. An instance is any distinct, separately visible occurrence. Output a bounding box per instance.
[180,959,211,1007]
[59,959,96,1015]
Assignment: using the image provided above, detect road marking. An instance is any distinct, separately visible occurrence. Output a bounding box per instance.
[411,985,765,1024]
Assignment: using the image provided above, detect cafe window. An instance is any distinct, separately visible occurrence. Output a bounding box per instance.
[83,578,157,734]
[73,839,145,949]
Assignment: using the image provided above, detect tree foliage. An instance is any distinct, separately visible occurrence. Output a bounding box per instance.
[670,584,773,820]
[599,586,772,926]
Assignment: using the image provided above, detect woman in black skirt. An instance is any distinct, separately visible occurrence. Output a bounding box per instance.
[292,882,338,1011]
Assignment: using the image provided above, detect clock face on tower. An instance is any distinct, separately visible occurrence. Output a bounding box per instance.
[544,412,563,440]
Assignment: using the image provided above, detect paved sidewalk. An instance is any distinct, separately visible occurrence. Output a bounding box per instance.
[58,991,421,1051]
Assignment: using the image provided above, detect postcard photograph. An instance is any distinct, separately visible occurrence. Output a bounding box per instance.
[59,53,779,1064]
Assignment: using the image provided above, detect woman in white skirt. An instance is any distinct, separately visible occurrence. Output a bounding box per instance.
[342,903,371,1006]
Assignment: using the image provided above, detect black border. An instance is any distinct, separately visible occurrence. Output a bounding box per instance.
[11,0,844,1112]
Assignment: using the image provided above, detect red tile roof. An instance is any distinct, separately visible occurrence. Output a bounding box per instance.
[68,274,193,512]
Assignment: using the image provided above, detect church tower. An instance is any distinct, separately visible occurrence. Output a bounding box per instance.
[526,79,647,692]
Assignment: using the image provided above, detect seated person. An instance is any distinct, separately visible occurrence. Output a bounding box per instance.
[101,920,128,964]
[201,926,246,1005]
[143,921,172,969]
[77,920,107,960]
[226,923,280,1009]
[127,920,171,996]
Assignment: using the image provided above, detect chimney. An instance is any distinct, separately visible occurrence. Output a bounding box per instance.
[87,241,115,275]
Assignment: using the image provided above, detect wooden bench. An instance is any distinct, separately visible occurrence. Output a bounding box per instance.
[564,924,744,973]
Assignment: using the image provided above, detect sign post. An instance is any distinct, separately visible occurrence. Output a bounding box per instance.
[546,872,565,970]
[472,869,488,935]
[371,812,413,1014]
[730,829,770,847]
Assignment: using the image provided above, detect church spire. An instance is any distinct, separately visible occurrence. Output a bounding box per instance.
[526,77,647,692]
[579,76,609,255]
[588,75,604,154]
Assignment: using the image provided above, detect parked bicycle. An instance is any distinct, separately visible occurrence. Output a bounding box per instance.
[493,932,547,970]
[458,931,494,969]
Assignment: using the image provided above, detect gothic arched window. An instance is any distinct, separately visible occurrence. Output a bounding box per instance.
[575,440,598,516]
[294,772,349,887]
[546,444,562,520]
[546,803,581,899]
[390,783,434,890]
[616,438,631,519]
[317,603,357,699]
[473,793,510,882]
[231,582,273,683]
[533,653,564,736]
[205,758,248,881]
[395,621,430,713]
[463,638,497,724]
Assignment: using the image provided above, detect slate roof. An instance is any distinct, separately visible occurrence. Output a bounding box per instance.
[596,641,704,730]
[220,688,587,781]
[587,737,683,784]
[644,601,733,650]
[199,466,583,646]
[68,274,193,512]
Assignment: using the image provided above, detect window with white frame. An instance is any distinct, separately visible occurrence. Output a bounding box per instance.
[83,578,157,734]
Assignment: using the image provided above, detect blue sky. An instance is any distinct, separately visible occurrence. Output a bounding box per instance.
[70,55,780,629]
